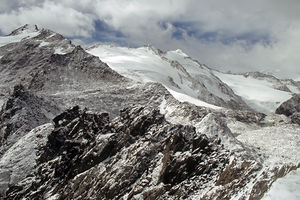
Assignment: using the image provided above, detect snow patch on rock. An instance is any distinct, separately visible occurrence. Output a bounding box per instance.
[54,46,70,55]
[166,87,222,110]
[39,41,50,47]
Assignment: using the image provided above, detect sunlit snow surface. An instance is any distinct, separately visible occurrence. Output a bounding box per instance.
[166,88,221,110]
[263,168,300,200]
[214,71,292,113]
[0,123,53,193]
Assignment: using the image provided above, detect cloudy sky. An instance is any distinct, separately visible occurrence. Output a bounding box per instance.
[0,0,299,79]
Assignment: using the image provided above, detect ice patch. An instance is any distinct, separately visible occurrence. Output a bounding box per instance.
[39,41,50,47]
[54,47,67,55]
[263,168,300,200]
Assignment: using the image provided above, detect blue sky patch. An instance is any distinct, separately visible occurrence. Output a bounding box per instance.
[92,20,127,43]
[68,20,130,46]
[170,21,272,48]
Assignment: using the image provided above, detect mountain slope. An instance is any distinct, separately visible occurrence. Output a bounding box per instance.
[0,25,170,117]
[87,44,249,110]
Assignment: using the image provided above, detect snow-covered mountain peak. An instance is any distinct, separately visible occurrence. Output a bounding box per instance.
[87,44,249,110]
[86,42,299,114]
[0,24,41,48]
[8,24,39,36]
[0,24,74,56]
[173,49,189,57]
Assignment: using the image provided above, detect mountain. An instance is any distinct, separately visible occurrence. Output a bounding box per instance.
[0,25,299,199]
[87,44,249,110]
[86,44,300,115]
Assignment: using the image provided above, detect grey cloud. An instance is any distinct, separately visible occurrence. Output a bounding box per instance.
[0,0,299,78]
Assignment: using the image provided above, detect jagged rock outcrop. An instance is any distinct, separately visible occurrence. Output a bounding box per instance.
[5,106,229,199]
[0,85,59,197]
[275,94,300,125]
[290,112,300,125]
[5,104,299,200]
[0,84,60,154]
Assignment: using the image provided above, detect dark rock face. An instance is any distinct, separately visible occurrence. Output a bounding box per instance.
[5,106,229,199]
[0,84,59,155]
[291,112,300,125]
[224,109,266,124]
[275,94,300,117]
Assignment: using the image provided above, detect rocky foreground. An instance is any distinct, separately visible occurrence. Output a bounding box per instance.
[2,98,299,199]
[5,105,227,199]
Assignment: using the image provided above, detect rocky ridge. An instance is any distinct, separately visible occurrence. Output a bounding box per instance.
[5,106,229,199]
[0,84,59,154]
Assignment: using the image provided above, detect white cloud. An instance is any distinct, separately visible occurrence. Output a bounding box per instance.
[0,0,95,37]
[0,0,299,78]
